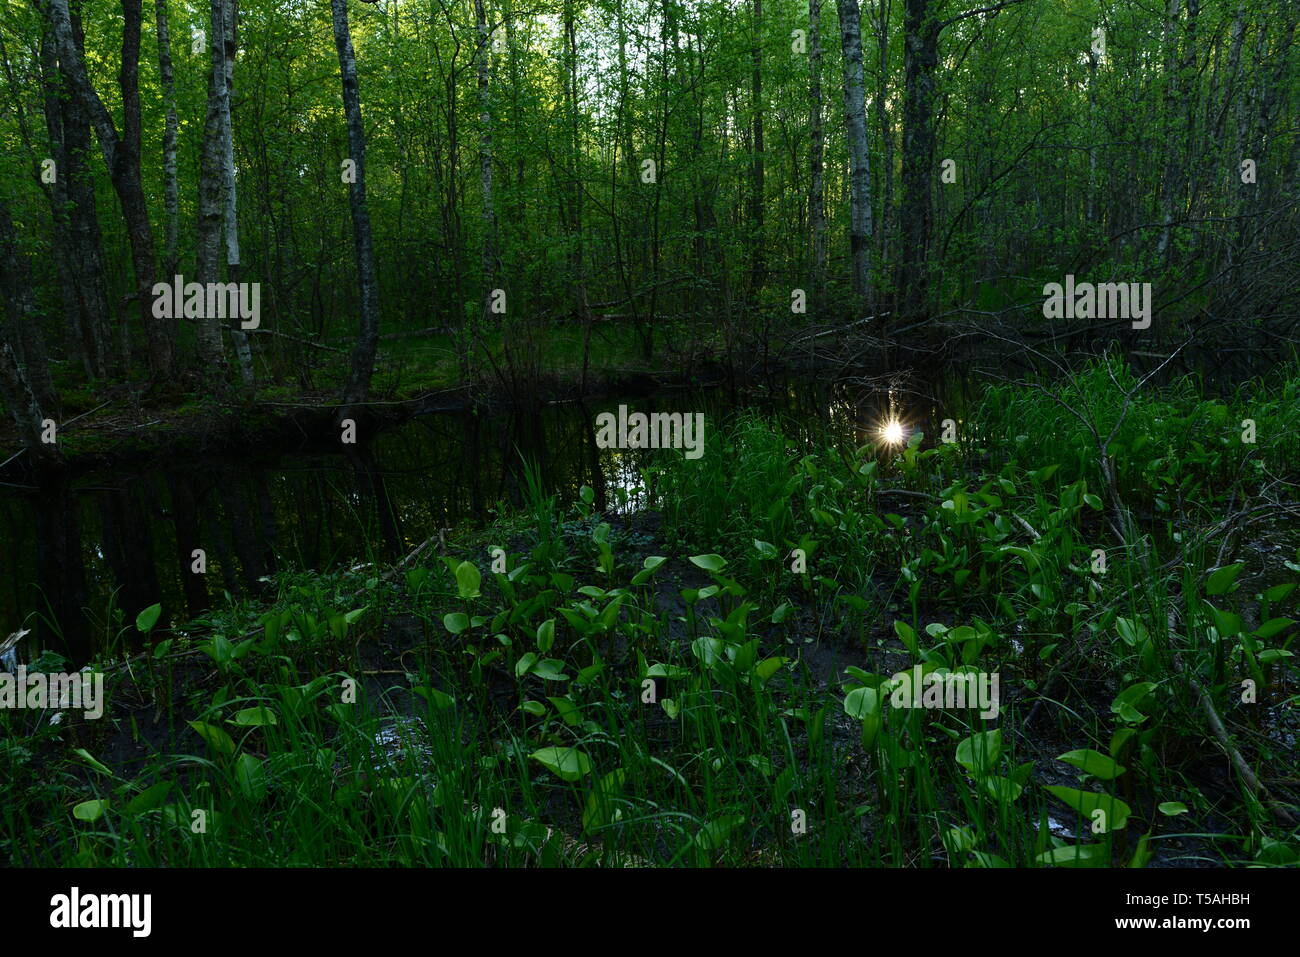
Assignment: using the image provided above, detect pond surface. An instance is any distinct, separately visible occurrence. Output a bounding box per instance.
[0,375,958,663]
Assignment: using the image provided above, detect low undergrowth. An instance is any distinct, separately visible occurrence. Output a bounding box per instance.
[4,357,1298,867]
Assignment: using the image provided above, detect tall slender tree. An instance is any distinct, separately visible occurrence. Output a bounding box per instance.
[41,0,171,377]
[331,0,381,416]
[838,0,873,303]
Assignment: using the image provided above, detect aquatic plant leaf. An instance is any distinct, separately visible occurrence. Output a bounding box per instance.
[135,603,162,633]
[1036,843,1107,867]
[530,747,593,782]
[188,721,235,757]
[1043,786,1131,832]
[235,753,268,802]
[1205,562,1244,596]
[231,706,278,727]
[122,781,173,816]
[689,553,727,572]
[955,730,1002,777]
[1057,749,1126,780]
[455,561,482,599]
[73,799,110,822]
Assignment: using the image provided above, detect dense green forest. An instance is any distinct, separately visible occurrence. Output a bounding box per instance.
[1,0,1296,426]
[1,0,1299,877]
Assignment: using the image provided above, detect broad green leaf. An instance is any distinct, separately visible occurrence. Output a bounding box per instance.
[1036,843,1108,867]
[443,612,470,635]
[536,618,556,653]
[843,686,880,720]
[530,658,569,681]
[123,780,173,816]
[753,657,787,684]
[135,603,162,634]
[582,768,627,834]
[956,730,1002,777]
[1264,583,1297,603]
[1115,617,1147,647]
[894,620,921,657]
[529,747,593,782]
[1254,617,1295,640]
[548,696,583,726]
[188,721,235,757]
[235,753,267,802]
[980,776,1024,803]
[693,814,745,852]
[688,553,727,572]
[412,686,455,711]
[73,799,110,822]
[1043,785,1131,832]
[1057,749,1126,781]
[455,561,482,599]
[1110,682,1157,723]
[231,706,278,727]
[1206,562,1245,596]
[631,556,668,586]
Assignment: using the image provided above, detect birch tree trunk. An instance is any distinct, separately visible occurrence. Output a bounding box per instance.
[331,0,381,414]
[475,0,498,327]
[837,0,873,303]
[196,0,229,374]
[809,0,826,302]
[874,0,894,273]
[220,0,254,388]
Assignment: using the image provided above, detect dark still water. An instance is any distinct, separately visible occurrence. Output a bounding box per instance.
[0,376,954,664]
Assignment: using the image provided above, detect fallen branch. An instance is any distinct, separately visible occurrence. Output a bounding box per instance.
[1173,652,1297,827]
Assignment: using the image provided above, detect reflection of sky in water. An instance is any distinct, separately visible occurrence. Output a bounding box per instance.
[597,446,653,515]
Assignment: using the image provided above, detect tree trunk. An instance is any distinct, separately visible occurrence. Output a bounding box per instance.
[837,0,873,303]
[196,0,230,374]
[749,0,766,294]
[42,0,170,378]
[330,0,381,415]
[475,0,498,328]
[809,0,826,302]
[896,0,937,326]
[0,332,58,468]
[1156,0,1183,262]
[219,0,254,388]
[36,18,112,378]
[874,0,894,274]
[156,0,179,279]
[0,199,59,421]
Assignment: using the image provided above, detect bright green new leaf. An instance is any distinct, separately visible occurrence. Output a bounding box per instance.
[530,747,593,782]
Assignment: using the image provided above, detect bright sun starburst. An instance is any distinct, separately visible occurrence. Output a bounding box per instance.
[880,420,905,445]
